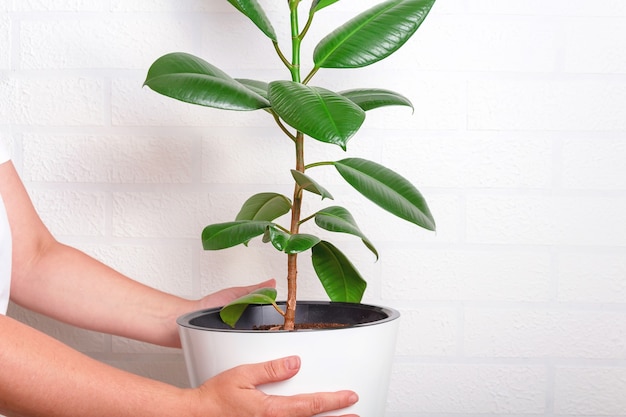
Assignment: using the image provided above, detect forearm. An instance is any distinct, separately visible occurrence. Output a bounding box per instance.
[10,241,197,348]
[0,314,191,417]
[1,161,198,347]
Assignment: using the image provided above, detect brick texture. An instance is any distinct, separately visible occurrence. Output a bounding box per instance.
[2,1,626,416]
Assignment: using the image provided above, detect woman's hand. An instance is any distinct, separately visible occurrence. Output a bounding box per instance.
[196,278,277,310]
[192,355,359,417]
[186,288,360,416]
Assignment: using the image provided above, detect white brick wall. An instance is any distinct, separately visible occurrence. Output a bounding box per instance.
[2,1,626,416]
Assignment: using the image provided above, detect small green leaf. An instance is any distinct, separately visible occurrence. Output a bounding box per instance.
[311,0,341,13]
[340,88,414,112]
[227,0,277,41]
[236,193,292,222]
[315,206,378,260]
[284,234,321,254]
[263,225,289,251]
[291,170,334,200]
[220,287,278,328]
[313,0,436,68]
[144,53,270,111]
[269,81,365,150]
[263,226,321,254]
[202,220,270,250]
[311,241,367,303]
[334,158,435,231]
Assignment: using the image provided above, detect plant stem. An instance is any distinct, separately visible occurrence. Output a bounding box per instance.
[302,66,319,85]
[299,12,314,40]
[298,212,316,226]
[304,160,334,170]
[271,111,296,141]
[273,41,291,69]
[283,1,304,331]
[285,131,305,331]
[288,1,301,83]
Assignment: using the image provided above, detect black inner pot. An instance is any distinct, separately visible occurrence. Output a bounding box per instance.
[180,301,399,332]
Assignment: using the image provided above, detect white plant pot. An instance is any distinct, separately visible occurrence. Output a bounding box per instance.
[177,301,400,417]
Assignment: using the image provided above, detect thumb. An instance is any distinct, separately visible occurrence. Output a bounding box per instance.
[243,356,301,387]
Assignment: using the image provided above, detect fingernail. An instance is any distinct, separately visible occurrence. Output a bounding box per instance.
[285,356,299,370]
[349,393,359,404]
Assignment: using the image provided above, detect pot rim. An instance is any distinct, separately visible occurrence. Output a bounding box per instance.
[177,301,400,333]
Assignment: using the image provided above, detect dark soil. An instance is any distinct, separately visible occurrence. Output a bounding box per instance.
[253,322,350,331]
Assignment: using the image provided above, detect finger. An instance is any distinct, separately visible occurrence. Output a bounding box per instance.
[200,279,277,309]
[268,390,359,417]
[227,278,276,300]
[243,278,276,292]
[238,356,301,387]
[227,279,277,299]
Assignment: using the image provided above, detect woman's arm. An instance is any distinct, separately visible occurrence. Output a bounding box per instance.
[0,313,357,417]
[0,313,186,417]
[0,161,359,416]
[0,160,271,347]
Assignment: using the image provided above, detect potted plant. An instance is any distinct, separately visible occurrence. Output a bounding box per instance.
[144,0,436,415]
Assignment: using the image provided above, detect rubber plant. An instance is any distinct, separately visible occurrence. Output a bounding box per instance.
[144,0,437,330]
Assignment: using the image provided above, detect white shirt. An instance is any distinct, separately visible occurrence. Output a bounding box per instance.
[0,138,12,314]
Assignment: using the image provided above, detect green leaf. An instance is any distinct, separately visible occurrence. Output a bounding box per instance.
[263,226,321,254]
[236,193,292,222]
[334,158,436,231]
[284,234,321,254]
[269,81,365,150]
[340,88,414,112]
[202,220,270,250]
[227,0,277,41]
[235,78,269,100]
[313,0,436,68]
[311,241,367,303]
[311,0,341,13]
[291,170,334,200]
[220,287,278,328]
[144,52,270,111]
[146,52,231,81]
[315,206,378,260]
[263,225,289,251]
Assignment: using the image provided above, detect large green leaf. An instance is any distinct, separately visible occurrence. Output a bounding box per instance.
[227,0,277,41]
[146,52,231,80]
[311,241,367,302]
[313,0,436,68]
[334,158,436,230]
[268,81,365,150]
[202,220,270,250]
[235,193,292,221]
[291,170,334,200]
[315,206,378,260]
[144,52,270,111]
[220,287,278,328]
[235,78,269,100]
[340,88,413,112]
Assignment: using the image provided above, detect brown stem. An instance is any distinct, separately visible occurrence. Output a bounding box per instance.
[284,254,297,331]
[284,131,305,330]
